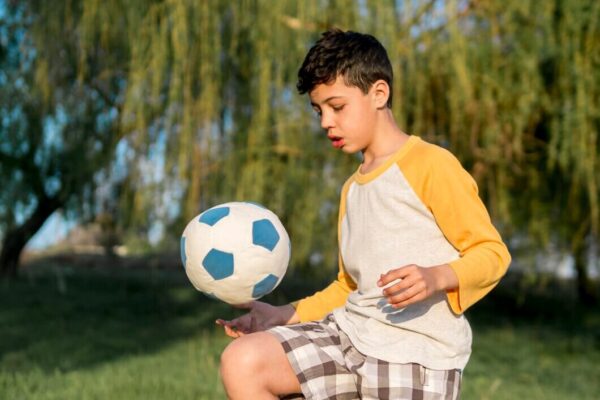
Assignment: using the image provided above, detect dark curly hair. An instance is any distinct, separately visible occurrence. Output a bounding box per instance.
[297,28,393,108]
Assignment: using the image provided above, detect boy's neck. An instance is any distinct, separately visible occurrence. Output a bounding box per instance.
[360,109,410,171]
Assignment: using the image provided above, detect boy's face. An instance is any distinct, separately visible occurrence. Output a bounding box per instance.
[309,76,380,154]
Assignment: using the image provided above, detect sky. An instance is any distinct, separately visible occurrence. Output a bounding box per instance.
[27,212,76,250]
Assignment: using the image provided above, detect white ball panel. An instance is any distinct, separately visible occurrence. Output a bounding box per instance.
[181,202,290,304]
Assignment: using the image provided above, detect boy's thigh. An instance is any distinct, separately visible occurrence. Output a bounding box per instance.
[269,314,461,400]
[354,354,461,400]
[269,315,358,399]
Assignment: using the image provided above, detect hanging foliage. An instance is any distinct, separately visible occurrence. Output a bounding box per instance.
[13,0,598,296]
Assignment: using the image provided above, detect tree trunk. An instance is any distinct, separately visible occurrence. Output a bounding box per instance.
[573,243,599,306]
[0,196,62,278]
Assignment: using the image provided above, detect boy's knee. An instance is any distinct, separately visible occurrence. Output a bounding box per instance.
[220,334,263,379]
[221,332,301,398]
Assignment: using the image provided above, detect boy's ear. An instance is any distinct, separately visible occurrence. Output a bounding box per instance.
[371,80,390,109]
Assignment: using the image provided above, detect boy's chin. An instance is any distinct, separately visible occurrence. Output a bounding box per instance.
[341,145,361,154]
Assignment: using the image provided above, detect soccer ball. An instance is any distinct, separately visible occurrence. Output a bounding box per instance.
[180,202,290,304]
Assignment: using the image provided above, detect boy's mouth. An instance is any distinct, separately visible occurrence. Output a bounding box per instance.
[328,134,345,148]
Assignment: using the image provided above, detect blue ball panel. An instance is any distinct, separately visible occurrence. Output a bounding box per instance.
[252,219,280,251]
[199,207,230,226]
[180,236,187,268]
[252,274,279,298]
[202,249,234,280]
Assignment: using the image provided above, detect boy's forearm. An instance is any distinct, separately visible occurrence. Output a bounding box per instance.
[447,241,511,313]
[290,278,355,322]
[281,303,301,325]
[432,264,459,292]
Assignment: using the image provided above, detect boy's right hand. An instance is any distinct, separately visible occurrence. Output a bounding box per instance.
[216,301,299,338]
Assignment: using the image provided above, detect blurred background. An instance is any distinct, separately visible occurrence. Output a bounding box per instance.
[1,0,599,399]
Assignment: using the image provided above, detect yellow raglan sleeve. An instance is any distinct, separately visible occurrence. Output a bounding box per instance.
[400,141,511,314]
[291,178,357,322]
[292,255,357,322]
[426,149,511,313]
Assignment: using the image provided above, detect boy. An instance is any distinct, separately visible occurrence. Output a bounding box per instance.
[217,29,511,399]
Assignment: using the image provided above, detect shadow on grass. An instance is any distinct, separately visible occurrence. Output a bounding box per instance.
[2,255,597,378]
[461,274,600,399]
[464,272,600,369]
[0,254,324,375]
[0,261,238,374]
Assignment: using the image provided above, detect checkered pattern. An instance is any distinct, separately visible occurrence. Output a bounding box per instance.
[269,314,461,400]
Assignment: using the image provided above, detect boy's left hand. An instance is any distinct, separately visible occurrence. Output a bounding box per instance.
[377,264,458,308]
[215,301,298,339]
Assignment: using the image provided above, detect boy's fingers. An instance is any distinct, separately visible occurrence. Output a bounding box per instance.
[388,280,428,305]
[216,318,240,328]
[221,322,247,338]
[382,276,416,296]
[377,272,399,286]
[216,319,248,338]
[390,292,426,309]
[387,283,422,305]
[377,265,415,286]
[224,325,239,338]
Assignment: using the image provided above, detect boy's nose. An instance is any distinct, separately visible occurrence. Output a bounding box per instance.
[320,113,333,130]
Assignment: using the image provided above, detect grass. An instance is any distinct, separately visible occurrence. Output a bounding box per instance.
[462,276,600,399]
[1,260,599,399]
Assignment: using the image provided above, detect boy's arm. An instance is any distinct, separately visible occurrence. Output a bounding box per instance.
[216,259,355,338]
[424,150,511,313]
[291,254,357,322]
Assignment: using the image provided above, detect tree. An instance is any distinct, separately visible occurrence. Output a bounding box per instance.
[2,0,598,304]
[0,1,125,276]
[459,0,600,303]
[97,0,597,299]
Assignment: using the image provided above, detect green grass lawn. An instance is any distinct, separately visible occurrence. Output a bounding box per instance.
[1,262,598,399]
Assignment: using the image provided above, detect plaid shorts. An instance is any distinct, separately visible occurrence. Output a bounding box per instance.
[269,314,461,400]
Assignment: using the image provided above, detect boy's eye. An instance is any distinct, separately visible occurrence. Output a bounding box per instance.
[312,107,322,116]
[332,105,345,112]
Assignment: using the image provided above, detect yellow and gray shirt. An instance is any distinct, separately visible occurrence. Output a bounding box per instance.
[293,135,511,370]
